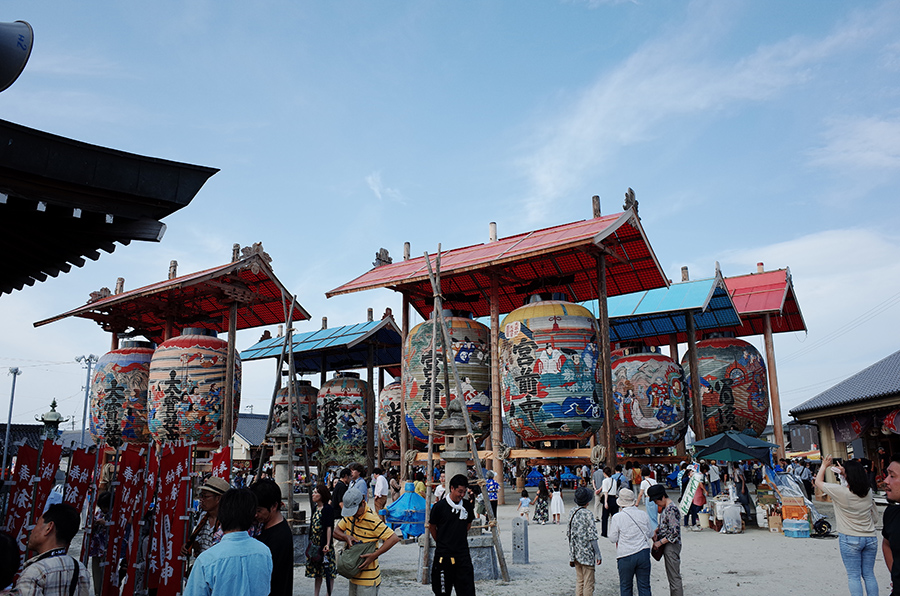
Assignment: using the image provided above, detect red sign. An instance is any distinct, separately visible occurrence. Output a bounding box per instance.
[63,448,97,514]
[210,446,230,482]
[33,440,63,516]
[3,444,39,567]
[102,446,147,595]
[153,443,192,596]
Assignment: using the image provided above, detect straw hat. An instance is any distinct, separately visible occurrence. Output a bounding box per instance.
[616,488,636,508]
[199,476,230,496]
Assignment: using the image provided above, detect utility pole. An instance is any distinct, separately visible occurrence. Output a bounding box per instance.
[2,367,22,481]
[75,355,98,447]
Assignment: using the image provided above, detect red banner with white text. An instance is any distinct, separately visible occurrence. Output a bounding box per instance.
[3,444,38,567]
[210,446,230,482]
[153,443,192,596]
[63,448,96,514]
[33,440,63,516]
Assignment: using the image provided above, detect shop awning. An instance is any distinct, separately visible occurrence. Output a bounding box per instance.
[326,209,668,318]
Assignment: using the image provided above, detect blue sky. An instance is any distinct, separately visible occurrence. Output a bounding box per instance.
[1,1,899,437]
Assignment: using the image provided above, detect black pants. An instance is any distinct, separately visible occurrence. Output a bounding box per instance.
[601,500,619,537]
[432,554,475,596]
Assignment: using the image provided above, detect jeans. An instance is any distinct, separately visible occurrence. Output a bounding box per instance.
[617,548,651,596]
[838,534,878,596]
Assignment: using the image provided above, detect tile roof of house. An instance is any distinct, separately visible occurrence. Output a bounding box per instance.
[235,413,269,446]
[790,349,900,415]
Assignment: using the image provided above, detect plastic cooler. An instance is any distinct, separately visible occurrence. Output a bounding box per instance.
[783,518,810,538]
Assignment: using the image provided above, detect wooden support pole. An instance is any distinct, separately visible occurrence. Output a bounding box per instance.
[378,367,385,468]
[764,314,786,461]
[489,271,504,505]
[669,333,686,456]
[223,301,238,447]
[367,343,376,476]
[400,292,410,481]
[686,312,703,442]
[596,255,616,468]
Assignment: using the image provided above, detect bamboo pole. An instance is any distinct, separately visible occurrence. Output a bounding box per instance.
[424,251,510,583]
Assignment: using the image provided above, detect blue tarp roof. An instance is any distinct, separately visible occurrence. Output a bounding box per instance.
[239,317,402,374]
[597,274,742,345]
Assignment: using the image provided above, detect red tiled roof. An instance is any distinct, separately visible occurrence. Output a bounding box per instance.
[33,253,310,344]
[327,210,668,317]
[719,268,806,336]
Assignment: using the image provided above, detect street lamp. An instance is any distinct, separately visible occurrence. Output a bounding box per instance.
[1,367,22,480]
[75,355,98,447]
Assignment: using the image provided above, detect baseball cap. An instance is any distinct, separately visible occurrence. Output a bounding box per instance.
[342,487,365,517]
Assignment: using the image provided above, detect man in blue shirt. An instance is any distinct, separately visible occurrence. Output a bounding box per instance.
[183,488,273,596]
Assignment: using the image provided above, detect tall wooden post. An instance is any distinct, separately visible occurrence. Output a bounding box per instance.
[378,367,385,468]
[366,343,375,475]
[670,334,686,456]
[686,312,703,442]
[490,271,504,504]
[596,255,616,468]
[764,314,786,460]
[400,293,410,481]
[223,301,238,446]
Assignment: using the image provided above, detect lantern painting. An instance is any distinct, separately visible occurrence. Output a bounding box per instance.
[274,380,319,449]
[379,380,402,450]
[147,328,241,445]
[90,341,155,445]
[611,350,689,448]
[403,312,491,444]
[682,337,769,437]
[317,372,368,449]
[499,298,603,442]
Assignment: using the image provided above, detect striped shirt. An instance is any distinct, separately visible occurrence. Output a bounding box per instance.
[11,550,91,596]
[337,509,395,586]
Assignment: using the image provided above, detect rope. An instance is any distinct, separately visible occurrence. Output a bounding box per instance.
[496,442,513,461]
[590,445,606,466]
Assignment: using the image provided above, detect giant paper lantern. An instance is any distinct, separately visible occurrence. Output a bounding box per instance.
[611,349,690,448]
[403,311,491,444]
[682,337,769,437]
[317,372,369,450]
[90,341,155,445]
[379,380,402,450]
[274,379,319,451]
[147,328,241,445]
[499,297,603,442]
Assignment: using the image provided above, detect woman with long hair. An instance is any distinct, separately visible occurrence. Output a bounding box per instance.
[533,478,550,524]
[305,482,337,596]
[816,455,878,596]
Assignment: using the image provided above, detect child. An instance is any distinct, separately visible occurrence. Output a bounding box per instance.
[550,480,565,524]
[517,489,530,518]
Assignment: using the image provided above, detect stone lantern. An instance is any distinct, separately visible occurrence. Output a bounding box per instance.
[36,399,69,440]
[435,397,468,491]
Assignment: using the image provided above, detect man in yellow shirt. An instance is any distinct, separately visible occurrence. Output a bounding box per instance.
[334,488,400,595]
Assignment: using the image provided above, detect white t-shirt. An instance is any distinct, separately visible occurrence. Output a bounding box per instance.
[639,477,657,499]
[374,474,389,498]
[708,465,720,483]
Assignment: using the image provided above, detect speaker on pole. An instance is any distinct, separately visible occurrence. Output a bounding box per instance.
[0,20,33,93]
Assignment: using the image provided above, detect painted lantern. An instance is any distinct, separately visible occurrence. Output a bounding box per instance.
[499,298,603,442]
[147,328,241,445]
[379,380,402,450]
[90,341,155,445]
[611,349,690,448]
[681,337,769,437]
[403,311,491,444]
[317,372,368,450]
[274,379,319,450]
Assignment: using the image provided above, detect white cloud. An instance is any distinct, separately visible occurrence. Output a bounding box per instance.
[365,171,406,204]
[807,116,900,172]
[517,2,880,223]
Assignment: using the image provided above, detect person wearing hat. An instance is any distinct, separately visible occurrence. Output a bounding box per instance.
[567,486,602,596]
[333,487,400,595]
[429,474,476,596]
[183,476,230,558]
[649,484,682,596]
[608,488,652,596]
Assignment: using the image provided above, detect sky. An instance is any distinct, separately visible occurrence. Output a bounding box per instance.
[1,1,899,440]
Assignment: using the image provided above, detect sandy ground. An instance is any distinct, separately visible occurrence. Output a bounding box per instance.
[292,487,892,596]
[67,486,892,595]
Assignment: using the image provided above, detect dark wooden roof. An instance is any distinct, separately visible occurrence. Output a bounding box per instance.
[0,119,218,295]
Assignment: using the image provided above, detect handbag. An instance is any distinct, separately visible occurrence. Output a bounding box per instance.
[651,544,664,561]
[336,540,378,578]
[305,540,324,564]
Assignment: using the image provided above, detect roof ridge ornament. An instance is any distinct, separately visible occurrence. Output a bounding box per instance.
[239,242,272,274]
[87,286,111,303]
[623,187,638,215]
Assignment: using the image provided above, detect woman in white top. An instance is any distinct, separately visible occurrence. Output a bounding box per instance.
[608,488,653,596]
[636,466,659,532]
[816,455,878,596]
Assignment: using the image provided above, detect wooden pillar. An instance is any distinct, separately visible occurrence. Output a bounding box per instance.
[686,312,703,442]
[669,333,686,456]
[366,343,375,475]
[378,367,385,468]
[223,302,238,446]
[764,314,786,461]
[164,317,174,341]
[400,293,410,481]
[596,255,616,468]
[320,357,326,388]
[490,272,505,504]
